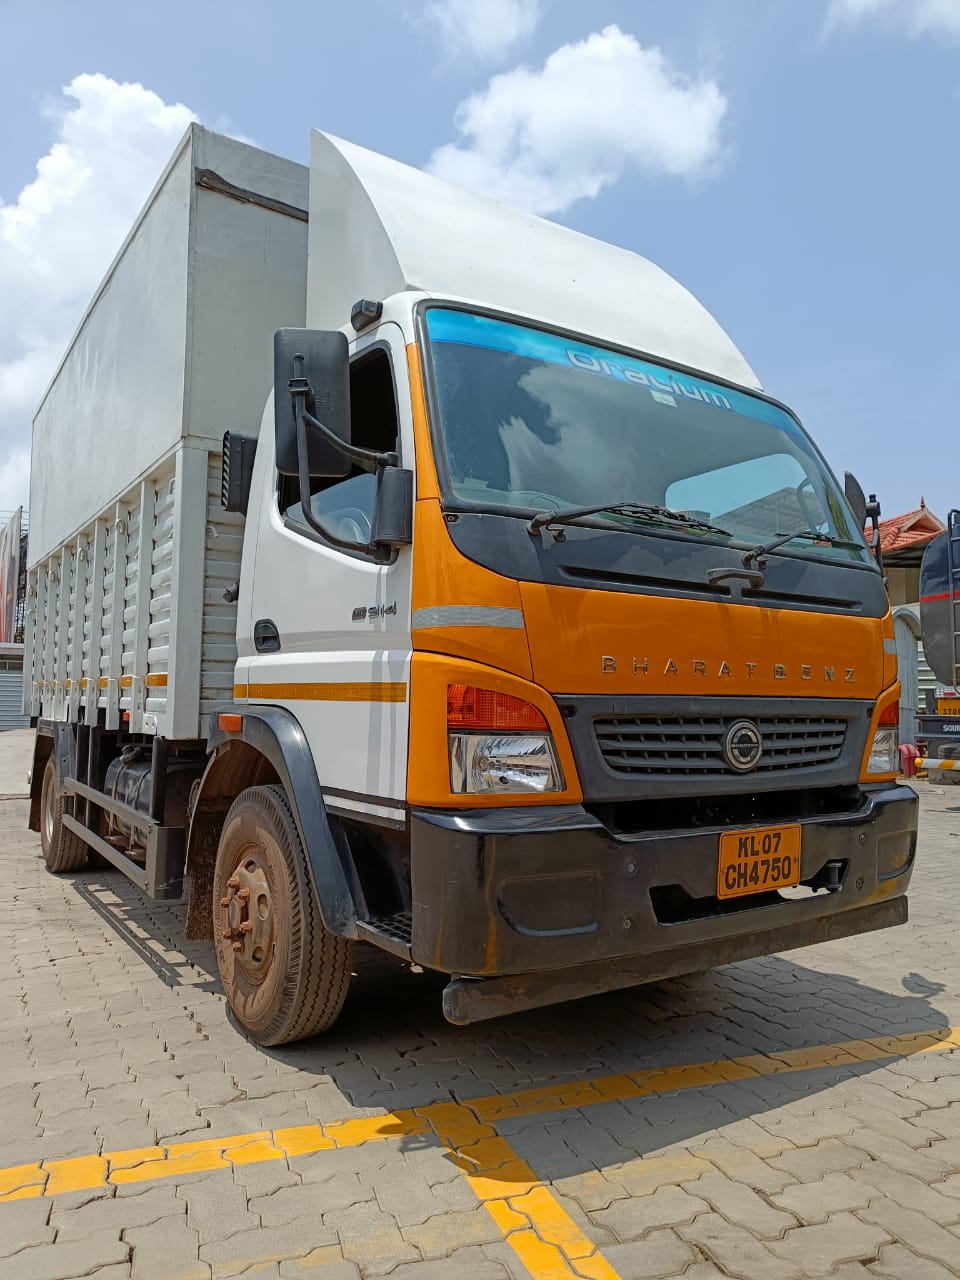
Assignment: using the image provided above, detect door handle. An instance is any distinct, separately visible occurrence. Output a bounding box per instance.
[254,619,281,653]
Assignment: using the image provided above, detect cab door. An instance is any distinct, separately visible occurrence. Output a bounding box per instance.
[238,321,413,826]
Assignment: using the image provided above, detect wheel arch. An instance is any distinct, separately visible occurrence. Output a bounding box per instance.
[184,705,362,942]
[28,721,75,832]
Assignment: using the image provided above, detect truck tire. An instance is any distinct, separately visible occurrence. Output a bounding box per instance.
[212,784,353,1045]
[39,757,88,873]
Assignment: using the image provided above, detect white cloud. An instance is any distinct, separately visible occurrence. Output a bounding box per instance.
[427,25,727,215]
[825,0,960,39]
[0,447,31,515]
[424,0,541,62]
[0,73,197,513]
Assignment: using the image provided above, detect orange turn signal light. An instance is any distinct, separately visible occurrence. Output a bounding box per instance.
[447,684,548,732]
[878,702,899,726]
[218,713,243,733]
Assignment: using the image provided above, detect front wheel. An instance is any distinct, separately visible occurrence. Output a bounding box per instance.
[212,784,353,1045]
[39,757,88,873]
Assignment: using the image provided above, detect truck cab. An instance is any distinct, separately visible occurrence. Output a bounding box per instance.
[208,132,917,1035]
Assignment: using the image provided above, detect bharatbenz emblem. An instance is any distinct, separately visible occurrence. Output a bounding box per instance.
[722,720,764,772]
[599,655,857,684]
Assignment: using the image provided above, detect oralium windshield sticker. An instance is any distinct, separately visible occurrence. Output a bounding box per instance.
[425,308,796,433]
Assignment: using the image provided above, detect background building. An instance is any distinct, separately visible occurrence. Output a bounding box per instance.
[0,508,30,731]
[872,500,949,748]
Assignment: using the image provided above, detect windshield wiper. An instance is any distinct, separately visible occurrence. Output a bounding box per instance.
[741,528,862,567]
[528,502,731,540]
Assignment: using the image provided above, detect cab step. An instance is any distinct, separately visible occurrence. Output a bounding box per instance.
[355,912,413,959]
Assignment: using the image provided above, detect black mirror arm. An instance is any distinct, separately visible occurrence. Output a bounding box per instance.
[293,392,376,557]
[866,493,884,576]
[299,407,398,474]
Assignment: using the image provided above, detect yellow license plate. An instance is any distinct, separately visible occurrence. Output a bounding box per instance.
[718,825,801,899]
[938,699,960,716]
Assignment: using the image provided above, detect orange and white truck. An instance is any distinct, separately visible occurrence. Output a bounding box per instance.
[24,123,918,1043]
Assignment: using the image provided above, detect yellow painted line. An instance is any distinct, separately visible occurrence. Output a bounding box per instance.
[0,1163,46,1200]
[239,681,407,703]
[145,673,168,688]
[0,1110,427,1202]
[2,1025,958,1206]
[46,1156,108,1196]
[423,1102,619,1279]
[467,1024,960,1126]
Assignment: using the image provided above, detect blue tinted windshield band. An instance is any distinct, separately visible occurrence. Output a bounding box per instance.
[425,308,792,432]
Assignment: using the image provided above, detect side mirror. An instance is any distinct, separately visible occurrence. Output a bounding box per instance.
[845,474,883,572]
[372,466,413,549]
[274,328,351,478]
[920,518,959,687]
[843,472,867,532]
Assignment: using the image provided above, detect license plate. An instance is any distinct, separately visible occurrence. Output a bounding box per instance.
[717,825,801,899]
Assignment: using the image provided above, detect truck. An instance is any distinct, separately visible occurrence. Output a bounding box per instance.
[24,122,920,1045]
[918,509,960,772]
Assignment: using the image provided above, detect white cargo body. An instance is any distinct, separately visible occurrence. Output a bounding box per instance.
[25,126,308,738]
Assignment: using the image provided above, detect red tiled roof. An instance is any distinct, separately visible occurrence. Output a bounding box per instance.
[865,499,945,555]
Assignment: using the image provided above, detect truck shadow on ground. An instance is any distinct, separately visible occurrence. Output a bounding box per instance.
[70,865,954,1183]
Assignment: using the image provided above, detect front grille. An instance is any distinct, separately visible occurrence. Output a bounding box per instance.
[595,714,847,777]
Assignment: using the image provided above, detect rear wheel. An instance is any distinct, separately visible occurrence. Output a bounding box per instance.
[212,784,353,1045]
[39,757,88,873]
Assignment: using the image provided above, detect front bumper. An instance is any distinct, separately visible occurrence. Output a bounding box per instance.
[409,783,918,983]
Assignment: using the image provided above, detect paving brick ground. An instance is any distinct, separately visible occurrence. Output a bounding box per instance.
[1,726,958,1278]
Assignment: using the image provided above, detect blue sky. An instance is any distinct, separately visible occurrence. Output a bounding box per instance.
[0,0,956,522]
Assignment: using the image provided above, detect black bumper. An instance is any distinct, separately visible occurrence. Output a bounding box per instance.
[409,783,918,982]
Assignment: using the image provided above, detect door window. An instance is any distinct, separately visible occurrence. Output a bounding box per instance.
[280,346,399,549]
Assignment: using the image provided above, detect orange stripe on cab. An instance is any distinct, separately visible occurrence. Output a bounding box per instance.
[242,682,406,703]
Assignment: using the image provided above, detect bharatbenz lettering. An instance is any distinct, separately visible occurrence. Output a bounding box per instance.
[24,124,920,1044]
[599,659,858,682]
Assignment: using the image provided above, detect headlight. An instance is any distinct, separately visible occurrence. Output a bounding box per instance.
[449,732,564,794]
[446,683,565,794]
[866,727,899,775]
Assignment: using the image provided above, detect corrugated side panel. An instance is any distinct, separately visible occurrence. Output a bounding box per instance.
[33,561,51,717]
[31,564,46,716]
[43,558,63,720]
[24,444,239,737]
[98,522,117,709]
[25,562,47,716]
[27,547,73,721]
[147,471,176,722]
[201,450,242,725]
[119,498,142,717]
[23,569,35,715]
[63,540,80,714]
[80,533,95,706]
[52,550,73,720]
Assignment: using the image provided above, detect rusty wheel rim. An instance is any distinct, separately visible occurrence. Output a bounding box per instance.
[219,844,277,984]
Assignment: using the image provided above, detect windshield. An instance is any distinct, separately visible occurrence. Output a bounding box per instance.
[424,308,869,563]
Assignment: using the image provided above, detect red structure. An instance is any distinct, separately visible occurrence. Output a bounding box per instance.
[867,499,946,559]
